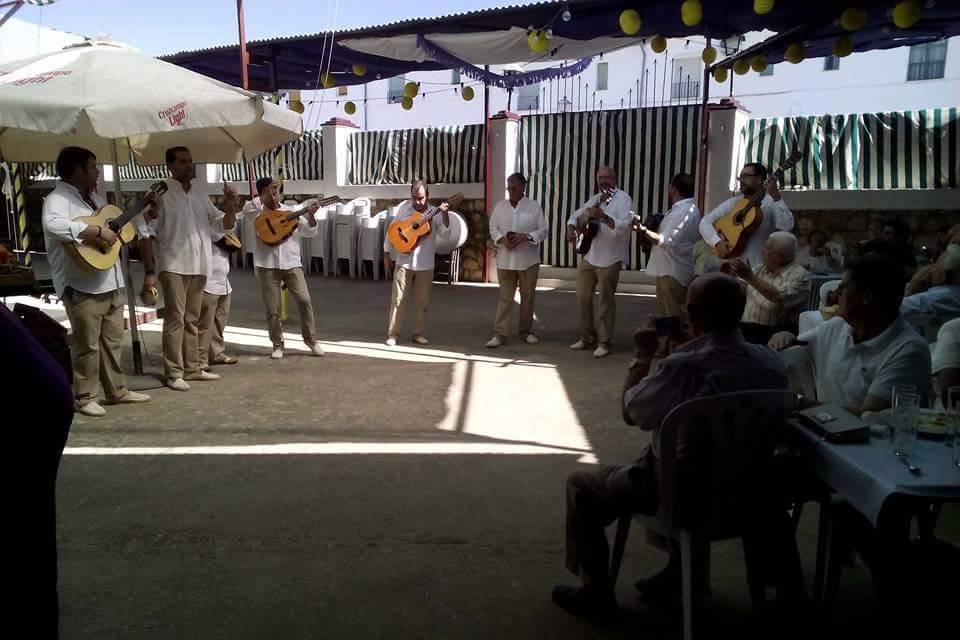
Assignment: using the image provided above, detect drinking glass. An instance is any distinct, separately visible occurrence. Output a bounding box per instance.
[891,392,920,459]
[946,386,959,451]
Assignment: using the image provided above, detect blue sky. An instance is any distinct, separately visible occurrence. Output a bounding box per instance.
[16,0,520,55]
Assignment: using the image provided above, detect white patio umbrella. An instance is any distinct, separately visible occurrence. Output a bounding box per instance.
[0,39,303,378]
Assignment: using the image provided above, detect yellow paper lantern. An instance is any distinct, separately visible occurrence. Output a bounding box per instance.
[784,42,805,64]
[750,55,769,73]
[461,86,475,101]
[681,0,702,27]
[351,64,367,76]
[713,67,728,83]
[701,45,717,65]
[650,35,667,54]
[833,35,854,58]
[344,101,356,115]
[403,81,419,98]
[619,9,642,35]
[893,1,921,29]
[401,96,413,111]
[840,8,868,32]
[527,30,550,53]
[733,58,750,75]
[321,73,335,89]
[754,0,774,15]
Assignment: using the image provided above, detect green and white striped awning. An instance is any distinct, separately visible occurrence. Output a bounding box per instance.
[347,125,484,185]
[221,131,323,182]
[738,108,959,190]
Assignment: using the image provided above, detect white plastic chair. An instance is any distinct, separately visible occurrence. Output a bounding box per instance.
[347,197,372,218]
[819,279,842,309]
[309,205,335,276]
[333,204,360,278]
[358,211,386,280]
[825,241,844,265]
[609,390,799,640]
[905,313,947,343]
[241,206,258,269]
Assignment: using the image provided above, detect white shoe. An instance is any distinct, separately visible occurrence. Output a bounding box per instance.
[569,340,588,350]
[593,345,610,358]
[412,336,430,345]
[310,343,325,357]
[486,336,504,348]
[166,378,190,391]
[385,337,397,347]
[105,391,150,405]
[525,334,540,345]
[77,401,106,417]
[271,348,284,359]
[186,370,221,381]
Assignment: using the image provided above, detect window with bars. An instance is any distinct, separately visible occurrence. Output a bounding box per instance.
[517,83,540,110]
[387,76,405,103]
[451,69,461,84]
[823,56,840,71]
[596,62,609,91]
[907,41,948,81]
[337,86,348,96]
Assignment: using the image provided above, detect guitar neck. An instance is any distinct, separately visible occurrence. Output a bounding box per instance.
[110,192,156,229]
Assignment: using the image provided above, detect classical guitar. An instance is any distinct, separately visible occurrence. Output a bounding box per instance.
[713,150,802,258]
[575,188,614,255]
[65,181,167,272]
[254,196,343,246]
[386,193,464,254]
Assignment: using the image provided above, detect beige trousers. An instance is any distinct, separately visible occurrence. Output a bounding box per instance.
[63,288,128,406]
[198,292,232,368]
[493,264,540,339]
[159,271,206,380]
[576,259,622,346]
[257,267,316,348]
[387,266,433,339]
[654,275,687,317]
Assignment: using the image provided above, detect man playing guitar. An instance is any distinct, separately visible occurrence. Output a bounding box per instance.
[383,180,450,346]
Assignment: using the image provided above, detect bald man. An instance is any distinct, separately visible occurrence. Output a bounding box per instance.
[723,231,810,345]
[565,166,635,358]
[553,273,793,618]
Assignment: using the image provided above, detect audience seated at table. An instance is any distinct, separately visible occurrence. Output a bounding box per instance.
[907,231,960,294]
[796,228,841,273]
[857,218,917,278]
[899,246,960,319]
[722,232,809,346]
[931,222,960,262]
[933,317,960,407]
[769,252,931,415]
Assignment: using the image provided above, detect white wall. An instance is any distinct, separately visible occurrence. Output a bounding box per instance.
[0,16,86,64]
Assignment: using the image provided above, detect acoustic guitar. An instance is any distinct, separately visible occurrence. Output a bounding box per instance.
[386,193,464,254]
[713,150,802,258]
[214,231,242,254]
[254,196,344,246]
[65,181,167,272]
[575,188,614,255]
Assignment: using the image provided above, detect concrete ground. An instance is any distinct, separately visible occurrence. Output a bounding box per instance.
[55,269,958,639]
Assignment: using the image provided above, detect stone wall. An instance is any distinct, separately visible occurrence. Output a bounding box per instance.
[793,208,960,257]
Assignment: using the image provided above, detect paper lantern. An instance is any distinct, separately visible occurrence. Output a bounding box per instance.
[784,42,805,64]
[833,35,854,58]
[619,9,642,35]
[754,0,775,15]
[893,1,921,29]
[401,96,413,111]
[403,81,419,98]
[527,30,550,52]
[750,55,769,73]
[321,73,335,89]
[701,45,718,65]
[840,7,868,31]
[733,58,750,75]
[461,86,475,101]
[713,67,728,83]
[650,35,667,54]
[681,0,702,27]
[352,64,367,76]
[344,101,356,115]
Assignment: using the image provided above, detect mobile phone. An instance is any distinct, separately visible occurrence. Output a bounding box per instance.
[654,316,683,337]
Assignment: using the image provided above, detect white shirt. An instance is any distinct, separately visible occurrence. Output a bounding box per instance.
[204,229,232,296]
[899,285,960,318]
[41,182,122,297]
[383,200,449,272]
[135,178,233,277]
[644,197,701,286]
[566,189,634,268]
[699,194,794,266]
[241,200,317,271]
[932,317,960,375]
[798,316,931,410]
[489,196,548,271]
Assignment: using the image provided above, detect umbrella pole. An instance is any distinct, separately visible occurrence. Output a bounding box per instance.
[111,141,145,377]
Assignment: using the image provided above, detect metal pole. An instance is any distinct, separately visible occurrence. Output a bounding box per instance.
[696,38,712,214]
[236,0,256,197]
[482,65,490,282]
[0,1,24,31]
[111,140,145,376]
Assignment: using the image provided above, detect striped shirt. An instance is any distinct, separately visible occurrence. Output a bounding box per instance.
[743,260,810,327]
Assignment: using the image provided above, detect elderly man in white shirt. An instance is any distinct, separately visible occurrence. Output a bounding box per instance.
[241,178,323,360]
[699,162,794,266]
[197,227,238,370]
[770,252,931,415]
[383,180,450,346]
[899,247,960,319]
[634,173,700,319]
[486,172,548,348]
[565,166,635,358]
[137,146,238,391]
[41,146,152,416]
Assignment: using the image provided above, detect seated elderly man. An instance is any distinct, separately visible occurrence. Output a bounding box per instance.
[770,252,931,414]
[552,273,792,618]
[900,246,960,318]
[933,318,959,406]
[723,232,810,345]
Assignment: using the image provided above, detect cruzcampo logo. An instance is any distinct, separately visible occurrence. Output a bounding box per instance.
[158,101,187,126]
